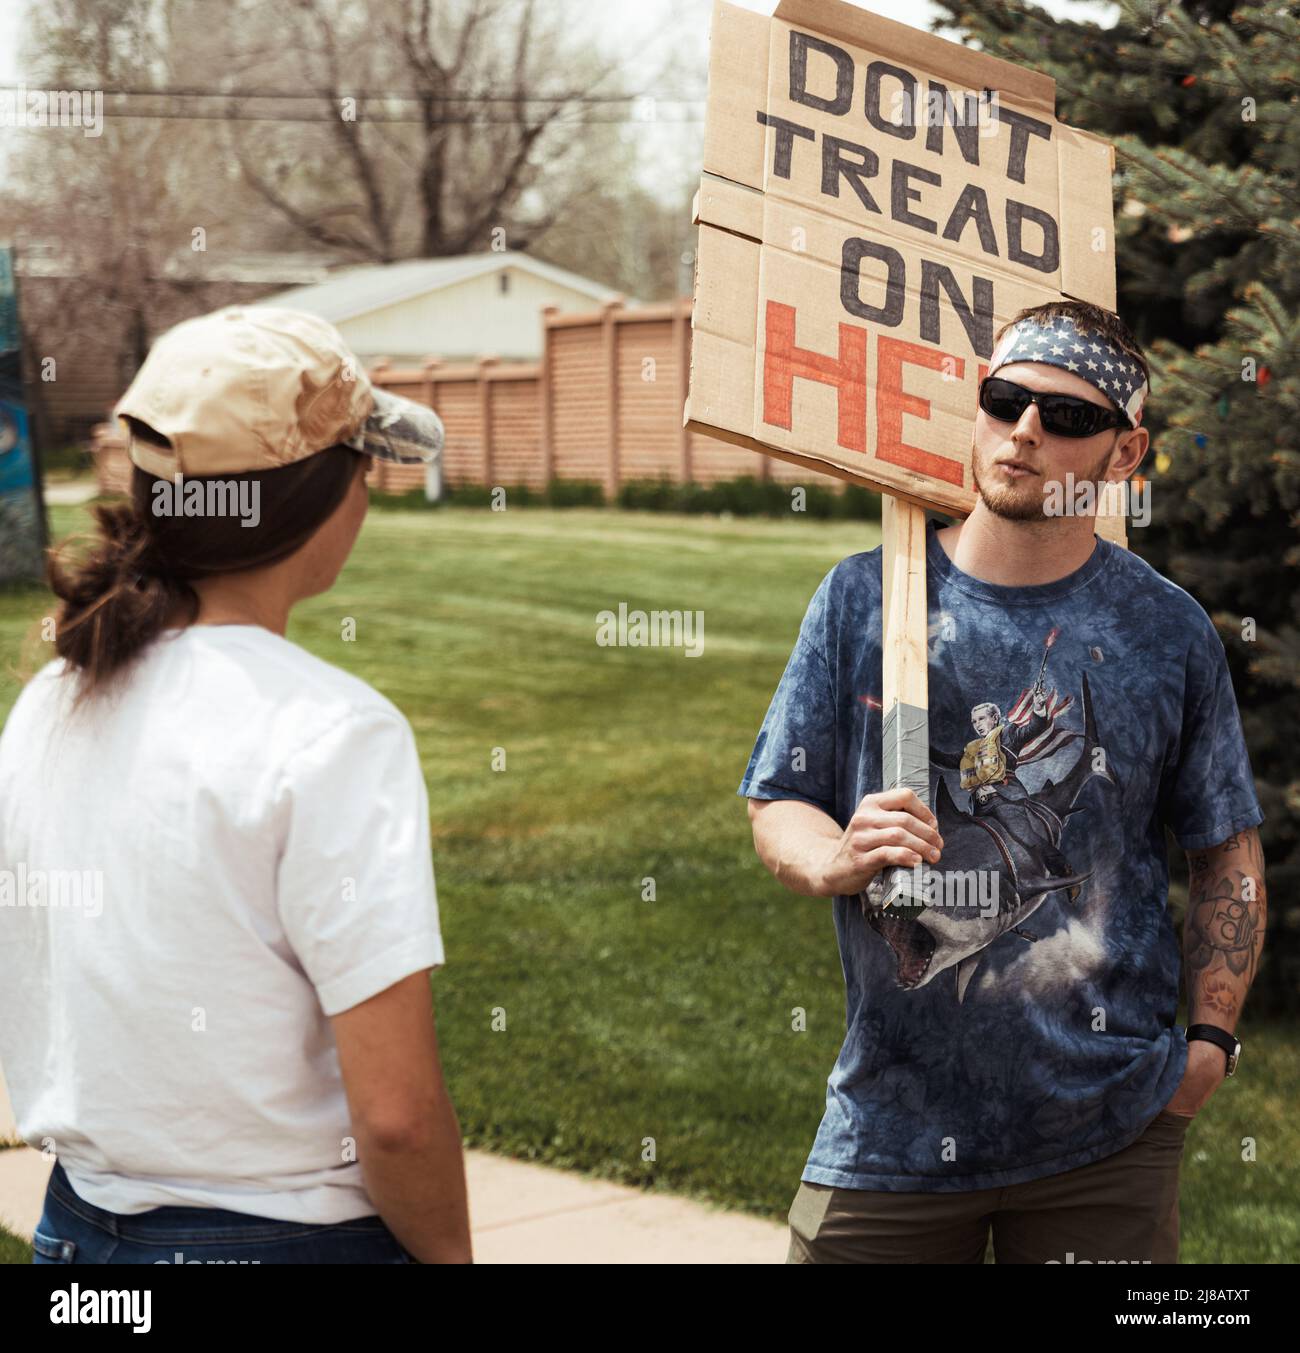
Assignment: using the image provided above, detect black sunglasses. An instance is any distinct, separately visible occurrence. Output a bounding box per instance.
[978,376,1131,439]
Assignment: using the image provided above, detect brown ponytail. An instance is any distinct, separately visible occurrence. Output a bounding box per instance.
[47,443,364,697]
[47,500,198,693]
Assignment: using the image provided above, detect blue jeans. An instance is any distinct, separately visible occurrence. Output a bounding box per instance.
[32,1160,416,1264]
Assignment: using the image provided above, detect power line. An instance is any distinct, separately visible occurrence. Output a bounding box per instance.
[0,108,705,124]
[0,84,707,104]
[0,85,707,124]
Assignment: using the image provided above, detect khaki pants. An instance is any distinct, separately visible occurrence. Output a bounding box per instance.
[788,1108,1192,1264]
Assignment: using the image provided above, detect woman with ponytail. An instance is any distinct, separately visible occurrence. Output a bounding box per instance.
[0,307,471,1264]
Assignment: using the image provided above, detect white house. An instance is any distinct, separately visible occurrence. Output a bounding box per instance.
[252,251,624,363]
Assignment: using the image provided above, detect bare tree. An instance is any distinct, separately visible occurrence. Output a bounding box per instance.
[0,0,706,451]
[224,0,638,263]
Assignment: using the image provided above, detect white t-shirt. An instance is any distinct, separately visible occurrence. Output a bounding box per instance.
[0,625,444,1224]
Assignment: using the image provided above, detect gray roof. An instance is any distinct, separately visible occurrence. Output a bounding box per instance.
[251,251,622,322]
[160,250,340,285]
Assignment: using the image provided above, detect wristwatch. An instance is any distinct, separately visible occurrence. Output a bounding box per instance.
[1186,1024,1241,1077]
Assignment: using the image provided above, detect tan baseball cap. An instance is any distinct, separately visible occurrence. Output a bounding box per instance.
[114,305,444,478]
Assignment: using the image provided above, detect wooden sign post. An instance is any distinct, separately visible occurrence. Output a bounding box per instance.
[879,496,931,905]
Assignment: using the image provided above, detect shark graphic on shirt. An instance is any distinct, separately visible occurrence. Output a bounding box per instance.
[861,661,1120,1003]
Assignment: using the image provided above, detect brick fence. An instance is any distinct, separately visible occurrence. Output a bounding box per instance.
[90,298,842,497]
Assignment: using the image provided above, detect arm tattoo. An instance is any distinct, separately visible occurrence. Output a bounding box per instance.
[1184,829,1267,1027]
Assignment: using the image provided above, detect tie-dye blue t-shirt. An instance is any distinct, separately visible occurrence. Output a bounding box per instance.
[739,520,1263,1192]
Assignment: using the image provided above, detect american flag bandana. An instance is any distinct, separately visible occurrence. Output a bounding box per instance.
[987,314,1148,428]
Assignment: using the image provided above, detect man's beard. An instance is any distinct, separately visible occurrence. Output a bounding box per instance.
[971,441,1114,522]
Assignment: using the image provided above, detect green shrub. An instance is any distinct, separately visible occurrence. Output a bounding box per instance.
[617,479,678,512]
[615,476,881,520]
[443,483,497,508]
[38,444,93,478]
[365,488,435,511]
[543,479,606,507]
[367,474,881,520]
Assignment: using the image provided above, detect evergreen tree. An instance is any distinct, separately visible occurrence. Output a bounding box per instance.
[933,0,1298,1010]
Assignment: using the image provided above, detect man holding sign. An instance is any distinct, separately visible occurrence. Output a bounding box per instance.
[694,0,1267,1265]
[739,296,1267,1263]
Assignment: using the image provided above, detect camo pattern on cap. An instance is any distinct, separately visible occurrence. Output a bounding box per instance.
[343,388,444,466]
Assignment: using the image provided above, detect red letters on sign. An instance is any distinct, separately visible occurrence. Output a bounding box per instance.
[875,336,966,487]
[762,300,867,454]
[760,301,975,493]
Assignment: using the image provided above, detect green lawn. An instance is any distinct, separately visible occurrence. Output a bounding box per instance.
[1,500,1294,1263]
[0,1226,31,1264]
[0,1139,32,1261]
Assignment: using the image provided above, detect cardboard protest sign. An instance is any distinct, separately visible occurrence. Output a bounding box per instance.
[686,0,1128,546]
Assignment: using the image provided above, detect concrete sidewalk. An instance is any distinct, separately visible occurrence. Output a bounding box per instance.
[42,480,98,506]
[0,1076,783,1264]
